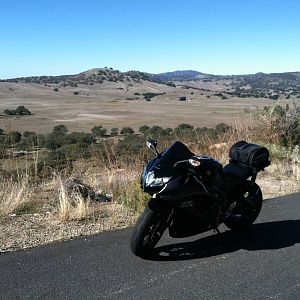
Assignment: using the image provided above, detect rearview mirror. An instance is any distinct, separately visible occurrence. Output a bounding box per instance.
[146,139,160,157]
[146,139,157,150]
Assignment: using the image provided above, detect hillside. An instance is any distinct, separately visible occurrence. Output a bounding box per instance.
[2,68,151,87]
[3,69,300,100]
[149,70,209,81]
[1,67,300,134]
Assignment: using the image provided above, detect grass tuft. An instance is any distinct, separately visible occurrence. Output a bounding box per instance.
[0,177,31,216]
[57,176,90,221]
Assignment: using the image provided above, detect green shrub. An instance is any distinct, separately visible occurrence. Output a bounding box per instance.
[111,128,119,136]
[91,125,107,137]
[120,127,134,135]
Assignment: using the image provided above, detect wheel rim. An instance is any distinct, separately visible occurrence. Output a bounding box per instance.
[142,214,164,249]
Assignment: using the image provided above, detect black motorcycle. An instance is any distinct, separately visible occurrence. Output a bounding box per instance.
[130,139,270,257]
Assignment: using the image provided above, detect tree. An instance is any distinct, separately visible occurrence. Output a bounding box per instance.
[21,131,38,148]
[111,128,119,136]
[66,132,94,145]
[120,127,134,135]
[163,128,173,135]
[8,131,22,144]
[91,125,107,137]
[139,125,150,135]
[53,125,68,136]
[215,123,231,134]
[23,131,36,138]
[149,125,163,136]
[177,123,194,130]
[4,109,14,115]
[14,106,31,115]
[174,123,194,139]
[45,135,61,150]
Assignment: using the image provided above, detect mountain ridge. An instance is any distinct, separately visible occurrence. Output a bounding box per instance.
[2,67,300,82]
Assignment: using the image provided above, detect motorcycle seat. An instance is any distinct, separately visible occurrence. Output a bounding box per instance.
[223,162,252,181]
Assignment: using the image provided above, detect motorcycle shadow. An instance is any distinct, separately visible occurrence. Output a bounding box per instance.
[148,220,300,261]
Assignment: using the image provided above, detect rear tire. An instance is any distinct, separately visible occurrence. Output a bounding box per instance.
[131,207,167,257]
[224,182,262,232]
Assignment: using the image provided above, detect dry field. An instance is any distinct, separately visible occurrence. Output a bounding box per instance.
[0,79,278,134]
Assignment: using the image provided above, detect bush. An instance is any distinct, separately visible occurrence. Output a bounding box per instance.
[16,106,31,115]
[4,109,14,115]
[139,125,150,135]
[4,105,32,116]
[8,131,22,144]
[177,123,194,130]
[19,132,38,149]
[45,134,61,150]
[111,128,119,136]
[149,126,164,137]
[120,127,134,135]
[215,123,231,134]
[117,134,144,155]
[91,126,107,137]
[166,82,176,88]
[174,123,194,140]
[255,104,300,146]
[53,125,68,136]
[142,92,164,100]
[66,132,95,145]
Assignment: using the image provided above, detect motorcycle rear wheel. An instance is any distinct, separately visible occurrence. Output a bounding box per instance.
[224,182,262,232]
[130,207,167,257]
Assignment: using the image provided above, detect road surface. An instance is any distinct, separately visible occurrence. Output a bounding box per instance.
[1,193,300,299]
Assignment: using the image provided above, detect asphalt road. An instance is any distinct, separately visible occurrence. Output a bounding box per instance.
[1,193,300,300]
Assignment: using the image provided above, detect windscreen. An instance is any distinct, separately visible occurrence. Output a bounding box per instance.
[153,141,194,177]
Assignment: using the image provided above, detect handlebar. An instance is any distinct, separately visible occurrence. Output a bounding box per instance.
[173,159,189,168]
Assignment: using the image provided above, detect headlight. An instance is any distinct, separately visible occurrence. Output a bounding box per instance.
[145,171,171,187]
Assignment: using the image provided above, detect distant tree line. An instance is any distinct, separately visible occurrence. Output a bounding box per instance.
[0,121,233,175]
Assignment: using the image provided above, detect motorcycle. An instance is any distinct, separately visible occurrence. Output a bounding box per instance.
[130,139,270,257]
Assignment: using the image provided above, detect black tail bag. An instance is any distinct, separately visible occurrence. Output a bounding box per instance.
[229,141,270,170]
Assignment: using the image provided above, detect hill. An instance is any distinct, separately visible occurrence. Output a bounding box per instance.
[1,67,300,134]
[148,70,209,81]
[2,68,151,87]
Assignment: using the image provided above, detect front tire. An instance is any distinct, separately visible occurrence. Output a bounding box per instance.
[131,207,167,257]
[224,182,262,232]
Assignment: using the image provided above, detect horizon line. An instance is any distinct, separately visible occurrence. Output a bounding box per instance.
[1,68,300,80]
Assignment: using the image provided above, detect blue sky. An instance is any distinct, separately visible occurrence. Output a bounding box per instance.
[1,0,300,78]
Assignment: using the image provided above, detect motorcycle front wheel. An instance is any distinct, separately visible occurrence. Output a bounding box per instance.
[130,206,168,258]
[224,182,263,232]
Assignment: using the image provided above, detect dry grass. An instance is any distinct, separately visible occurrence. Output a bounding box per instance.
[57,176,90,221]
[1,144,300,252]
[1,112,300,252]
[0,176,31,216]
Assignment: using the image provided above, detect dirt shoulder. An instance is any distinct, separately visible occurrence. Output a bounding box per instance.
[0,175,299,253]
